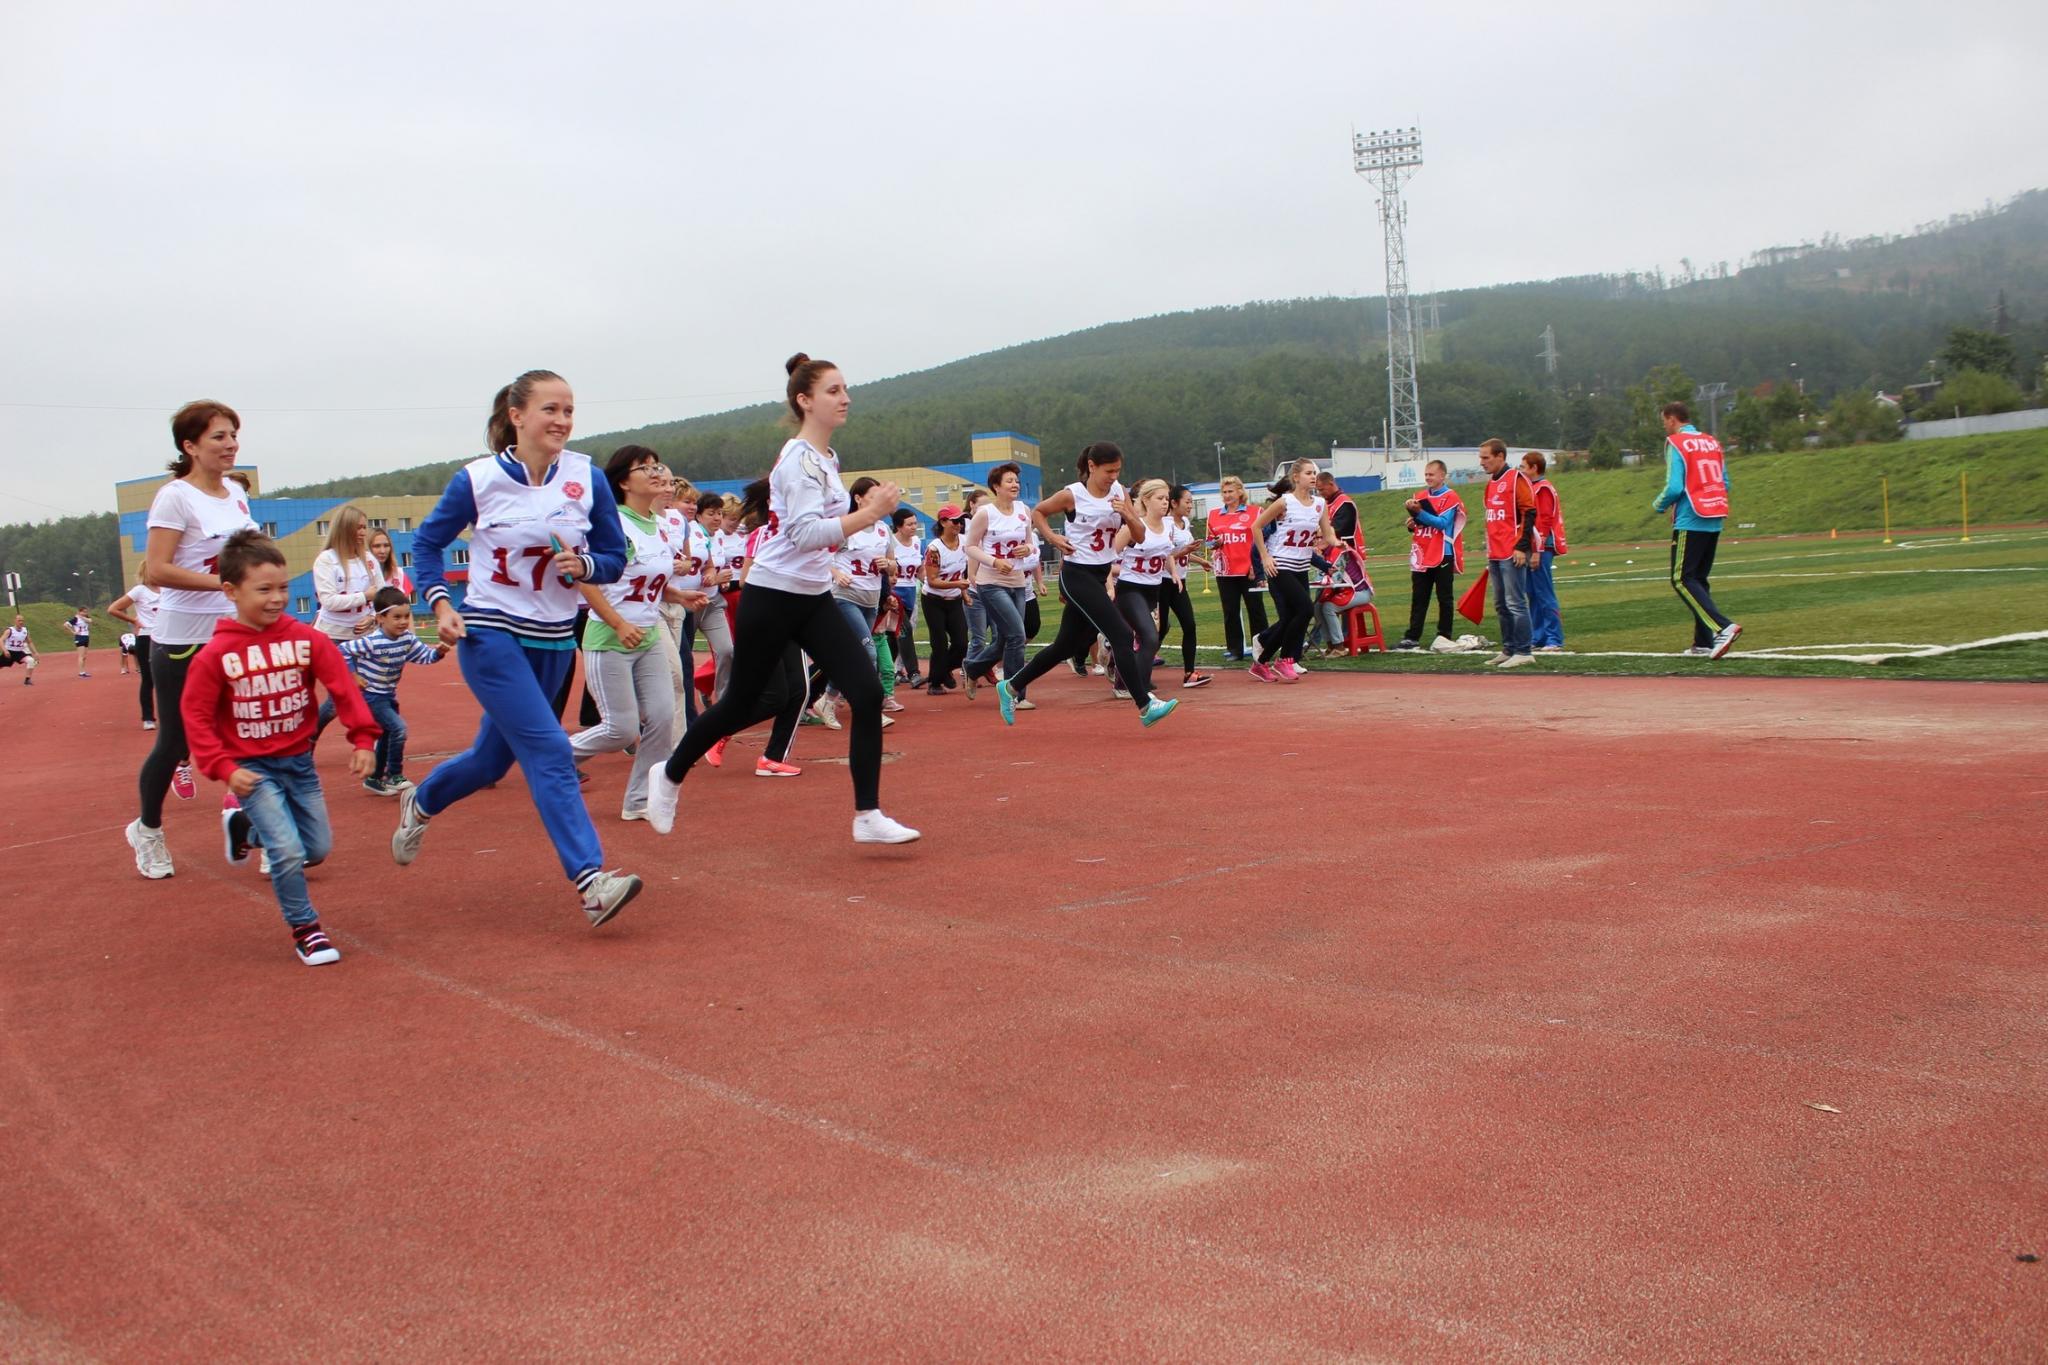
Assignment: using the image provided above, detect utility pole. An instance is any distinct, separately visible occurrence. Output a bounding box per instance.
[1213,441,1225,487]
[1695,381,1730,440]
[1352,126,1426,460]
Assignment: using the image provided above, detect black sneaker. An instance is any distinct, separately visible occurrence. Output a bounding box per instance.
[1393,638,1420,651]
[292,922,341,966]
[1068,658,1088,676]
[221,796,254,867]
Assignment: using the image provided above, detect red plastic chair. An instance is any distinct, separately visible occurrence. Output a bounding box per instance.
[1343,602,1386,654]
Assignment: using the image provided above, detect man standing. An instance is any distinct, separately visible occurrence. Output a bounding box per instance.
[1654,402,1742,659]
[1315,471,1361,553]
[1398,459,1464,650]
[1478,438,1537,669]
[1521,452,1568,652]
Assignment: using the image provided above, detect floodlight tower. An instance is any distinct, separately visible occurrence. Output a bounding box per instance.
[1353,126,1426,458]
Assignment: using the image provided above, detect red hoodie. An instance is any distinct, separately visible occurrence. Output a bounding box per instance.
[181,615,380,782]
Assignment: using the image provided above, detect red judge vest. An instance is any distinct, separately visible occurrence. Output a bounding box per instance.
[1531,478,1568,554]
[1482,468,1532,561]
[1671,431,1731,518]
[1410,487,1465,571]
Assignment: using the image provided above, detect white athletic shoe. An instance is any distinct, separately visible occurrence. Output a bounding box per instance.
[1497,654,1535,670]
[1485,651,1510,666]
[1535,645,1565,654]
[581,871,642,928]
[1014,698,1037,710]
[142,719,157,731]
[391,786,429,865]
[880,713,895,729]
[810,697,842,730]
[126,819,174,880]
[257,848,272,876]
[1709,622,1743,660]
[643,765,681,835]
[853,810,921,844]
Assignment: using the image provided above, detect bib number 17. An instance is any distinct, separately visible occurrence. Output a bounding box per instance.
[489,545,559,591]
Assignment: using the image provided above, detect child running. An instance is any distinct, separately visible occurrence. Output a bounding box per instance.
[393,369,644,927]
[182,531,380,967]
[644,353,919,845]
[326,586,448,794]
[994,442,1176,728]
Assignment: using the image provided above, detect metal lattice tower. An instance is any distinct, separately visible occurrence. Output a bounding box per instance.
[1353,126,1425,458]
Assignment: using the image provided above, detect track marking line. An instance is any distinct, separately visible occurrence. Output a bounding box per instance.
[0,822,133,855]
[1050,855,1291,913]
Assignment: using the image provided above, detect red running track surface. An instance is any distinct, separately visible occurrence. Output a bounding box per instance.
[2,649,2044,1359]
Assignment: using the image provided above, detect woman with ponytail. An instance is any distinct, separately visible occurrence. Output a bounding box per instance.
[390,369,645,927]
[645,355,919,845]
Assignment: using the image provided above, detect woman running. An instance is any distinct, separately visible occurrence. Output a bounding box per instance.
[369,527,412,600]
[1108,479,1179,708]
[391,369,643,927]
[958,462,1035,698]
[109,580,162,727]
[1249,458,1338,684]
[1158,483,1211,688]
[644,354,918,845]
[993,442,1177,729]
[920,507,970,696]
[571,445,703,823]
[312,504,384,641]
[127,400,260,878]
[887,507,923,687]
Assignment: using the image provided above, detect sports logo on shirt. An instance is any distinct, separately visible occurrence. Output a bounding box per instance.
[563,482,585,500]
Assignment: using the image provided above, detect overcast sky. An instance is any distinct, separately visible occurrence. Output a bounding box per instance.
[3,0,2041,522]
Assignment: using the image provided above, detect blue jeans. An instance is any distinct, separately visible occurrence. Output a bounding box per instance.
[965,595,988,662]
[316,691,406,778]
[1527,549,1563,647]
[416,628,604,886]
[1489,558,1533,656]
[825,597,880,695]
[238,751,334,928]
[963,584,1028,679]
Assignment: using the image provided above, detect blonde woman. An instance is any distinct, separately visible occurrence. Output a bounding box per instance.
[312,505,384,640]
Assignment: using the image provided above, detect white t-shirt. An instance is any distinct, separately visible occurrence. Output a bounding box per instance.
[145,478,260,644]
[600,507,673,629]
[711,529,747,590]
[1117,520,1176,587]
[923,539,969,599]
[970,502,1034,588]
[1063,480,1126,567]
[890,532,923,584]
[125,583,161,635]
[1269,493,1326,570]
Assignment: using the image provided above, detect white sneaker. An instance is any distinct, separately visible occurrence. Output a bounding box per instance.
[853,810,921,844]
[1709,622,1743,660]
[142,719,157,731]
[642,764,681,835]
[1111,686,1131,700]
[257,848,272,876]
[1014,698,1037,710]
[1497,654,1535,670]
[810,697,842,730]
[1535,645,1565,654]
[880,713,895,729]
[125,819,174,879]
[391,786,429,865]
[581,871,642,927]
[1485,652,1510,665]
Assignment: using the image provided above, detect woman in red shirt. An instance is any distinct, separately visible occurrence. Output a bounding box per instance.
[1206,475,1267,660]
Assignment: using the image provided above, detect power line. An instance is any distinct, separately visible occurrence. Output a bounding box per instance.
[0,388,777,416]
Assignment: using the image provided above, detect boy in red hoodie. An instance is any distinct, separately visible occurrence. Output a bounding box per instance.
[182,531,380,966]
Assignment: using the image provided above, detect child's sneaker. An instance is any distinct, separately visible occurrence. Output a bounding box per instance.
[362,776,395,796]
[755,758,801,778]
[221,795,253,867]
[392,785,430,865]
[171,764,197,800]
[581,871,642,928]
[125,818,174,879]
[292,922,341,966]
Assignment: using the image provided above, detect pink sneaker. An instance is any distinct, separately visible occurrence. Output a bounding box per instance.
[706,736,729,769]
[172,763,197,800]
[755,757,801,778]
[1273,659,1302,683]
[1248,662,1276,683]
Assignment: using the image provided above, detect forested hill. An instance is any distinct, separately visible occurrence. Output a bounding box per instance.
[256,186,2048,498]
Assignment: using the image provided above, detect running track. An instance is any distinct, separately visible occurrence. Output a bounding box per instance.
[3,650,2043,1359]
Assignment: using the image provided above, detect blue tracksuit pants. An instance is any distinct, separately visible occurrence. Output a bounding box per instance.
[414,627,603,886]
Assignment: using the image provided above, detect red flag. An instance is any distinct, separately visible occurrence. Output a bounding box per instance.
[1456,572,1488,624]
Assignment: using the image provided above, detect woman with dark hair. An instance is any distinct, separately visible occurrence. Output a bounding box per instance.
[569,445,705,822]
[369,527,412,600]
[390,369,644,927]
[992,442,1177,728]
[920,505,970,696]
[1158,484,1211,687]
[958,461,1035,697]
[805,475,897,728]
[887,507,923,687]
[644,355,918,845]
[1249,458,1338,683]
[126,400,260,879]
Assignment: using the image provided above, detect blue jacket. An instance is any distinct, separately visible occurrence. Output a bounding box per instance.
[1652,425,1727,532]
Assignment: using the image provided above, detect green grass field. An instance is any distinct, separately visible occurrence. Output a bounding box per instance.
[1134,525,2048,682]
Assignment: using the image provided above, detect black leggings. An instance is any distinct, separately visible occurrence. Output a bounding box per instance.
[138,640,201,827]
[1024,596,1041,640]
[135,633,156,722]
[1116,581,1161,698]
[1255,568,1314,664]
[663,585,882,809]
[1157,579,1198,675]
[1407,563,1456,641]
[921,595,967,690]
[1217,576,1269,657]
[1008,562,1151,709]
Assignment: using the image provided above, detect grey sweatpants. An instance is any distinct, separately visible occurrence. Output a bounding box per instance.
[571,644,676,818]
